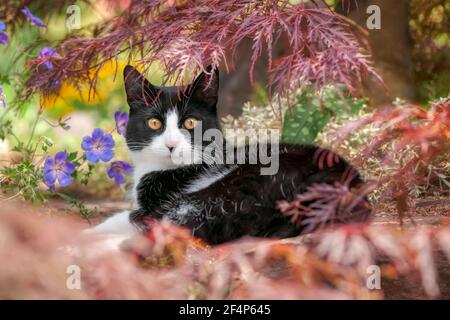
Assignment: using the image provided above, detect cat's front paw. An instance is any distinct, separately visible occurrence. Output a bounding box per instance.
[58,233,132,259]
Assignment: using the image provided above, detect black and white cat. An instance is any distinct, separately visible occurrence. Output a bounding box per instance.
[90,65,371,245]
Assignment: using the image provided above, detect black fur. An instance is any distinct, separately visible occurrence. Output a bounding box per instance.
[124,66,371,244]
[131,144,370,244]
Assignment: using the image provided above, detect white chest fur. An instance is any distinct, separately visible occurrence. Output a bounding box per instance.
[184,166,236,194]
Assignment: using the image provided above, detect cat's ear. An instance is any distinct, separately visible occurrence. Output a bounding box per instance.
[123,65,157,106]
[189,65,219,108]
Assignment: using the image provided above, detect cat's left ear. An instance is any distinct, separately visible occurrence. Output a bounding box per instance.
[189,65,219,108]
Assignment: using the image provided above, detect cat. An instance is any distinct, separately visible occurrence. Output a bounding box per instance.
[89,65,371,245]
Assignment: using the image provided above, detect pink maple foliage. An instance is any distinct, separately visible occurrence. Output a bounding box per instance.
[24,0,381,100]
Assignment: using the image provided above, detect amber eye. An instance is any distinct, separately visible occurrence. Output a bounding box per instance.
[183,117,198,130]
[147,118,162,130]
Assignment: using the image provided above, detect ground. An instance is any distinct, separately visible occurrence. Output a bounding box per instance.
[45,194,450,229]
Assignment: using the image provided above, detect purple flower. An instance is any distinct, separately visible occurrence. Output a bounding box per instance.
[107,161,132,185]
[114,111,128,136]
[81,128,115,163]
[0,32,8,45]
[43,151,76,191]
[39,47,57,70]
[21,7,46,28]
[0,85,6,108]
[0,23,8,45]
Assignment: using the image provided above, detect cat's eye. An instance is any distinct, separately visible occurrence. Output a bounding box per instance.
[147,118,162,130]
[183,117,198,130]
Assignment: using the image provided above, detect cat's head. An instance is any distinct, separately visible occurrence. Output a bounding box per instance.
[123,65,220,170]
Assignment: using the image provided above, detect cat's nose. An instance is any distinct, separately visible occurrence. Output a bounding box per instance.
[166,143,176,152]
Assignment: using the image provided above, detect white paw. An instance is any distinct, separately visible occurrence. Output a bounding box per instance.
[58,233,132,259]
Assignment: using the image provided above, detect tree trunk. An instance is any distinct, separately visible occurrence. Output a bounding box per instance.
[217,37,289,118]
[337,0,416,106]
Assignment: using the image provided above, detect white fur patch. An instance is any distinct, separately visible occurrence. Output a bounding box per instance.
[164,110,182,145]
[184,166,236,194]
[61,233,134,259]
[64,211,138,257]
[163,198,200,224]
[86,210,138,236]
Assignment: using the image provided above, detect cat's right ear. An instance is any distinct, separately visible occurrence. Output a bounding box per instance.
[123,65,157,107]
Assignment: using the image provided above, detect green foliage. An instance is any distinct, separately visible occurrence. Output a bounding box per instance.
[80,163,94,186]
[1,160,45,202]
[282,87,367,144]
[282,98,331,144]
[410,0,450,103]
[0,119,12,140]
[56,193,97,221]
[0,10,133,219]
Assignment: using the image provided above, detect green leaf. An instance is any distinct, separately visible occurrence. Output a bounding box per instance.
[281,86,366,144]
[0,120,12,140]
[67,151,78,161]
[282,92,331,144]
[56,192,97,220]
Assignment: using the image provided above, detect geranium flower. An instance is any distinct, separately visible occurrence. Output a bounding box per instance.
[0,32,8,45]
[21,7,46,28]
[107,161,132,185]
[114,111,128,136]
[43,151,76,191]
[81,128,115,163]
[39,47,57,70]
[0,22,8,45]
